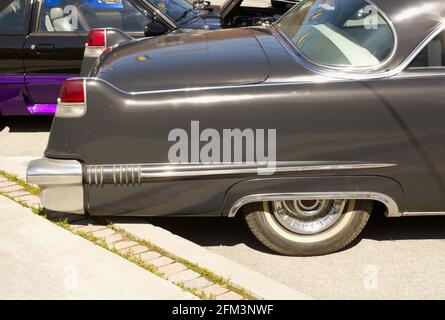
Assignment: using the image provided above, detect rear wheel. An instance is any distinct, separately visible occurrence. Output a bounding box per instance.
[243,199,372,256]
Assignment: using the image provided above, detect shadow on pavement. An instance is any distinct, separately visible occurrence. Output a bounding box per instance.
[0,116,53,132]
[145,214,273,252]
[139,207,445,253]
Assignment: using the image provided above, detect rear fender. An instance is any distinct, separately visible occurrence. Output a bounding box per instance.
[223,175,404,217]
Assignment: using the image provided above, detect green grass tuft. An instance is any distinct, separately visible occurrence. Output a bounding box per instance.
[0,170,40,196]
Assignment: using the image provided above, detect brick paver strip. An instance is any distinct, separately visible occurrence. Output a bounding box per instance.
[202,284,229,297]
[104,233,123,245]
[168,269,200,283]
[120,245,148,256]
[0,181,15,188]
[8,191,30,198]
[150,256,174,268]
[184,277,213,290]
[1,185,24,193]
[157,262,187,276]
[24,199,40,208]
[70,219,96,229]
[92,228,115,238]
[14,194,38,202]
[138,251,162,262]
[113,240,138,250]
[216,291,244,300]
[76,224,107,234]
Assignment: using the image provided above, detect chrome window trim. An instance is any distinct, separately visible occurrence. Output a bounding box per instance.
[273,0,398,73]
[227,191,401,217]
[273,21,445,80]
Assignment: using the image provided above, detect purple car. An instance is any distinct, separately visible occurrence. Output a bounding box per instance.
[0,0,153,116]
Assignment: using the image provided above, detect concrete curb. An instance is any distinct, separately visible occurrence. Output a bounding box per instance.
[0,195,195,300]
[112,219,312,300]
[0,156,36,180]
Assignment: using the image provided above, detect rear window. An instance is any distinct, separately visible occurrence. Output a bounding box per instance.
[277,0,395,69]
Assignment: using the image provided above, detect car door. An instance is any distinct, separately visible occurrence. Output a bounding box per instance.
[0,0,32,116]
[23,0,155,109]
[364,29,445,213]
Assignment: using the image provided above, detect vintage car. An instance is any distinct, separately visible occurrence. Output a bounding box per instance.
[28,0,445,256]
[0,0,286,116]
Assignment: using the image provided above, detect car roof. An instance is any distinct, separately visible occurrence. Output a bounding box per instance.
[371,0,445,70]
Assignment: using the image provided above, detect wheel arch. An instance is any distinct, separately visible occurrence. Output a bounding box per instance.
[222,175,404,217]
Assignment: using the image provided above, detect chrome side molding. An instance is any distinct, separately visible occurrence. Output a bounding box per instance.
[228,192,401,217]
[402,211,445,216]
[85,161,396,186]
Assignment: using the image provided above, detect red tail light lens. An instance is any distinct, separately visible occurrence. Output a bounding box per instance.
[60,79,85,103]
[87,29,106,47]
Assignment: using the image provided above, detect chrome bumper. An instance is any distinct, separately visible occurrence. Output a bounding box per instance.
[26,157,84,214]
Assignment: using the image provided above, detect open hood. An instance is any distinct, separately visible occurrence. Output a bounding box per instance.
[219,0,244,19]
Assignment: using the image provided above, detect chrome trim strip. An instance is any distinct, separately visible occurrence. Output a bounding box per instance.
[85,161,396,186]
[402,211,445,217]
[26,157,84,214]
[228,192,400,217]
[272,20,445,81]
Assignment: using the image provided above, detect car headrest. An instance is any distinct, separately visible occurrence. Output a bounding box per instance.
[50,7,64,20]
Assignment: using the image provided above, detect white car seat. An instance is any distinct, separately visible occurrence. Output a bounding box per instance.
[49,7,74,31]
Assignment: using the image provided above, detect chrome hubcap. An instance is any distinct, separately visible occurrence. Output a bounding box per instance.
[271,199,347,235]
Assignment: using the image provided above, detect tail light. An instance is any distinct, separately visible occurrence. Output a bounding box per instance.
[87,29,106,47]
[56,79,87,118]
[84,28,107,58]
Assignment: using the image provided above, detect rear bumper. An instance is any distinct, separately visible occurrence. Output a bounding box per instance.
[26,157,85,214]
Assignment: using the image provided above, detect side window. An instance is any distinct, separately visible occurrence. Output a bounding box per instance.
[0,0,28,34]
[38,0,152,33]
[410,31,445,68]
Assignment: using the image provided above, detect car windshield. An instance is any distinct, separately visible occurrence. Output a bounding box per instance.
[149,0,195,22]
[276,0,394,68]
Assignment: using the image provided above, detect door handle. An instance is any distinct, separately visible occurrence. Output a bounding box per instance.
[31,44,55,53]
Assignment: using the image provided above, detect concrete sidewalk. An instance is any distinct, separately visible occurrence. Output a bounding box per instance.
[0,195,194,299]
